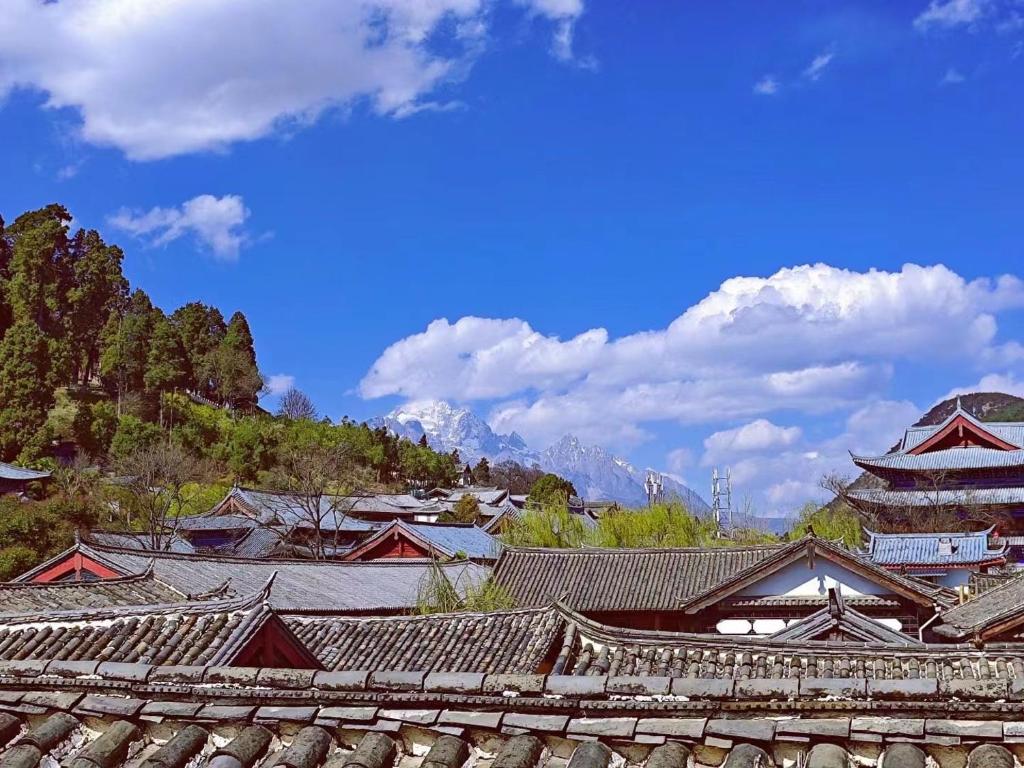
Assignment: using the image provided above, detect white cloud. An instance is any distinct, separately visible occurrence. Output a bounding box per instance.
[753,76,779,96]
[666,448,694,475]
[517,0,585,62]
[944,373,1024,400]
[914,0,988,30]
[362,264,1024,450]
[706,399,923,516]
[266,374,297,396]
[702,420,802,466]
[803,50,835,81]
[941,67,967,84]
[0,0,584,161]
[108,194,250,261]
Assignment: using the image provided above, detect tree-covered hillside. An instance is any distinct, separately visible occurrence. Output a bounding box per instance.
[0,204,263,463]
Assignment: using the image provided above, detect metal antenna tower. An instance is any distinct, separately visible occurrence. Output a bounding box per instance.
[712,467,732,531]
[644,471,664,508]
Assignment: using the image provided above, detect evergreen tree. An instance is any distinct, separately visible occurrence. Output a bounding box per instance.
[527,473,578,508]
[0,321,54,460]
[4,205,69,333]
[0,217,13,339]
[144,313,190,396]
[63,229,128,384]
[418,433,429,448]
[472,456,491,485]
[170,302,226,395]
[209,311,262,409]
[99,289,156,411]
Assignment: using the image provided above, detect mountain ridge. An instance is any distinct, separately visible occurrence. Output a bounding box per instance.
[371,401,710,511]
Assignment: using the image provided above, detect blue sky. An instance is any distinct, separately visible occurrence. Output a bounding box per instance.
[1,0,1023,513]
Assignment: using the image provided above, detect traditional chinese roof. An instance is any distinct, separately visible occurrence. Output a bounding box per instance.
[934,571,1024,641]
[0,461,50,482]
[0,567,191,615]
[0,460,50,483]
[853,400,1024,480]
[212,487,385,530]
[901,400,1024,452]
[286,606,564,673]
[0,584,301,666]
[676,535,954,614]
[493,544,783,610]
[970,570,1019,595]
[427,486,510,505]
[864,528,1007,569]
[15,542,490,615]
[342,519,502,562]
[853,447,1024,472]
[765,588,920,646]
[2,676,1024,768]
[85,530,197,553]
[175,513,262,531]
[848,486,1024,508]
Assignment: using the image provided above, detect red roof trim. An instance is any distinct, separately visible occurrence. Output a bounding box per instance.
[909,414,1018,454]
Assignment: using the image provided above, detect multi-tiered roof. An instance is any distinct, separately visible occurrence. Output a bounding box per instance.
[848,399,1024,514]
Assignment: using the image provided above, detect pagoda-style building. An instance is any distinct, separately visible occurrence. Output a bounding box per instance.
[849,398,1024,532]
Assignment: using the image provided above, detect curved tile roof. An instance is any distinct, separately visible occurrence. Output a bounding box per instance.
[865,528,1006,567]
[20,542,491,614]
[0,570,187,615]
[286,606,563,673]
[853,447,1024,472]
[493,545,781,610]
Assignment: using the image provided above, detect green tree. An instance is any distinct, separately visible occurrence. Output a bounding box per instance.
[590,503,720,548]
[527,473,578,508]
[442,494,481,523]
[0,216,14,338]
[4,204,69,333]
[503,502,587,548]
[99,289,156,411]
[144,313,190,399]
[63,229,128,384]
[209,311,262,409]
[472,457,491,485]
[0,320,54,460]
[109,415,164,460]
[787,501,862,549]
[71,400,118,458]
[170,302,226,395]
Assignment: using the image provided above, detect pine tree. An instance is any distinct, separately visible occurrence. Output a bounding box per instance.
[0,217,13,339]
[5,205,69,333]
[63,229,128,384]
[0,321,54,460]
[144,314,190,397]
[418,434,429,448]
[99,289,156,412]
[209,311,262,409]
[473,456,491,485]
[170,302,226,395]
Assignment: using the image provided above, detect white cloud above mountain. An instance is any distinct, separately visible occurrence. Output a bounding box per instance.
[361,263,1024,516]
[0,0,585,160]
[702,420,802,467]
[362,263,1024,447]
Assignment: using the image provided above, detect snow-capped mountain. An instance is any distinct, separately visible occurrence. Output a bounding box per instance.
[372,401,540,466]
[541,435,710,512]
[372,401,709,511]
